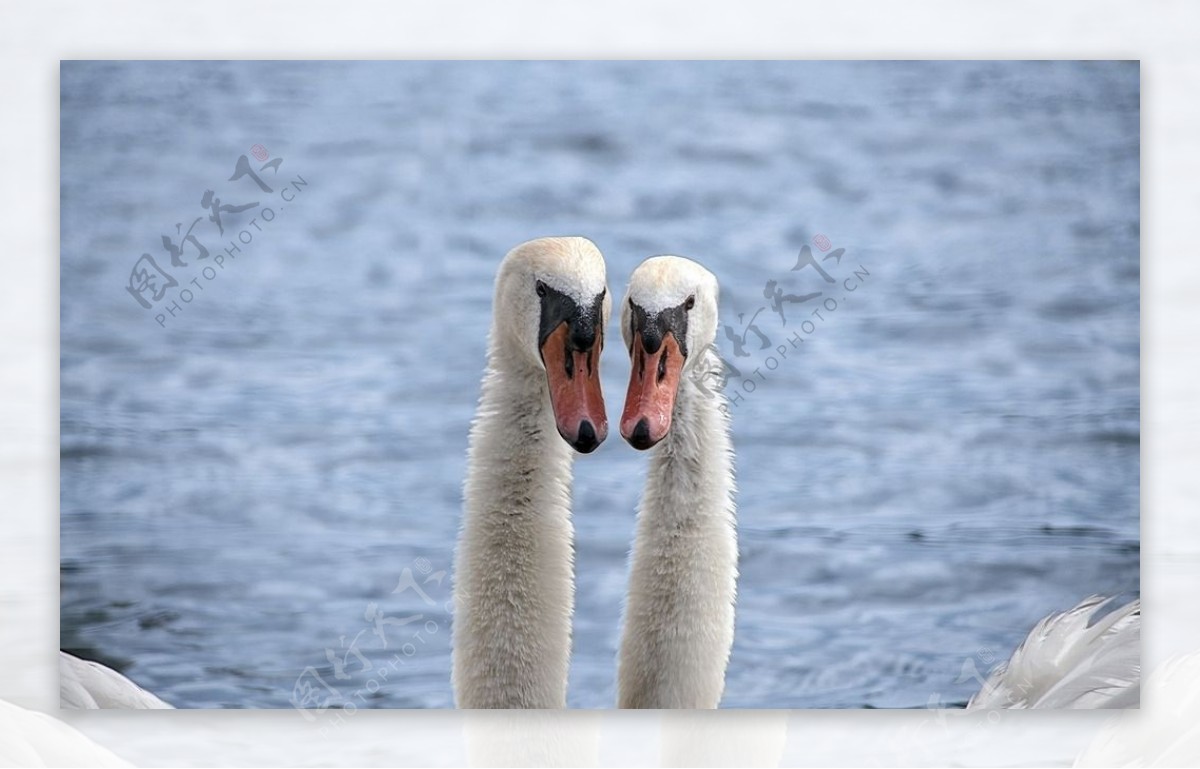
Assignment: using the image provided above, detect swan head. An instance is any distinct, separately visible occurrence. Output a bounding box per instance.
[619,255,719,450]
[493,236,611,453]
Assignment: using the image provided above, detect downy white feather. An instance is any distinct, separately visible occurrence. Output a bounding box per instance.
[452,237,609,708]
[616,256,738,709]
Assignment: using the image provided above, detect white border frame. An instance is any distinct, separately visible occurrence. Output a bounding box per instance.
[3,1,1196,765]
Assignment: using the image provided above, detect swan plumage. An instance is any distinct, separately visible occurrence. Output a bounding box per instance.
[59,651,172,710]
[451,236,610,708]
[615,255,737,709]
[967,595,1140,710]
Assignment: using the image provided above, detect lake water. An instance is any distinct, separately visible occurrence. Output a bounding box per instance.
[60,61,1139,709]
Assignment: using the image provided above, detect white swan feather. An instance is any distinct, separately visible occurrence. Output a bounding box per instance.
[967,595,1140,710]
[59,651,172,710]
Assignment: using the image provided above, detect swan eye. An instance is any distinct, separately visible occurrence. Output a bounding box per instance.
[685,295,695,311]
[536,280,547,298]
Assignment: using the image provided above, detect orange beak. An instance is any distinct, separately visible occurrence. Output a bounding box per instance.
[620,332,685,450]
[540,323,608,453]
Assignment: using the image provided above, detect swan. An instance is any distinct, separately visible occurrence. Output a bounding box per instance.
[610,255,1140,713]
[614,255,737,709]
[966,594,1140,709]
[451,236,611,708]
[59,650,172,709]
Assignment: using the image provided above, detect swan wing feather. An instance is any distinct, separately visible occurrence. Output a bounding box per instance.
[60,651,173,710]
[968,596,1140,709]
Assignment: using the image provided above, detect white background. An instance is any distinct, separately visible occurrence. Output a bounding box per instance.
[1,0,1197,765]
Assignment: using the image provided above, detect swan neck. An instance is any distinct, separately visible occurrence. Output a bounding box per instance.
[451,344,576,708]
[618,363,738,709]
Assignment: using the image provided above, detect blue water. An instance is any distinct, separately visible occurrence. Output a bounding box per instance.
[60,61,1139,710]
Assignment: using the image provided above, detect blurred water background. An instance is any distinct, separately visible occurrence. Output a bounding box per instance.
[60,61,1139,709]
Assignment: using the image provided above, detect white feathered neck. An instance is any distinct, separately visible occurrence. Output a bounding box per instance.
[617,355,738,708]
[451,341,577,708]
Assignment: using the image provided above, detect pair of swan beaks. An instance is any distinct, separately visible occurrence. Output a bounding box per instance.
[449,237,1141,711]
[454,237,735,709]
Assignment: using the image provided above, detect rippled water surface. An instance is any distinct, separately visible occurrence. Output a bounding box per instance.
[60,61,1139,709]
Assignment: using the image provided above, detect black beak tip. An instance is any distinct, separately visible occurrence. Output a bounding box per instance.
[571,420,601,454]
[627,418,654,451]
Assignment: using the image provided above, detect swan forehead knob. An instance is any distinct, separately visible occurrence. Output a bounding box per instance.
[622,256,719,352]
[493,236,610,358]
[502,236,608,304]
[623,255,717,315]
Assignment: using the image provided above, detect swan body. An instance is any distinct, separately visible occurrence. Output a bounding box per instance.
[452,237,610,708]
[967,595,1140,709]
[616,256,738,709]
[59,651,172,709]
